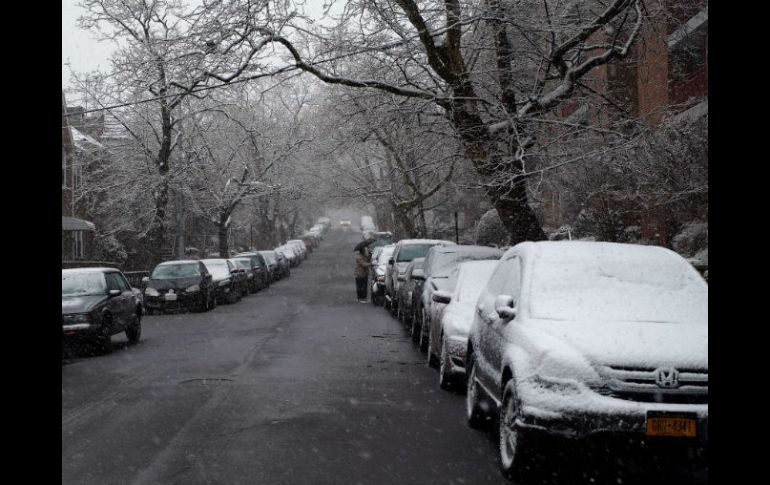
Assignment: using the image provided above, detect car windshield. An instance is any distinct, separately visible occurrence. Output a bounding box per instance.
[151,263,200,279]
[201,260,230,279]
[62,272,106,297]
[428,249,502,278]
[396,244,435,262]
[529,245,708,323]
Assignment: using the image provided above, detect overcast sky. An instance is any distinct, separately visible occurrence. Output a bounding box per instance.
[62,0,116,89]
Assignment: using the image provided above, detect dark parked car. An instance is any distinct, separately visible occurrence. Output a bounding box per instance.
[62,268,143,350]
[143,260,216,313]
[273,250,291,279]
[234,252,271,289]
[232,257,262,293]
[258,250,280,282]
[200,259,245,304]
[396,258,426,329]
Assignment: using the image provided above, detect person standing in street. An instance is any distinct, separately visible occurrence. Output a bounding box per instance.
[354,246,372,302]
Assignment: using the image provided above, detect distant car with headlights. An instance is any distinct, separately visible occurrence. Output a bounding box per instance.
[200,259,245,304]
[62,268,143,350]
[465,241,708,480]
[339,219,352,227]
[143,260,215,313]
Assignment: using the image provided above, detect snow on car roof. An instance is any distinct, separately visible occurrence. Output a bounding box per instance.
[396,239,456,245]
[514,241,707,324]
[157,259,199,265]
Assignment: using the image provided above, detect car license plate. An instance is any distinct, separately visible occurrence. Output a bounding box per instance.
[164,293,178,301]
[646,411,697,437]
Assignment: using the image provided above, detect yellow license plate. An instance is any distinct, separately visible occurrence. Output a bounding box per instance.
[646,412,697,437]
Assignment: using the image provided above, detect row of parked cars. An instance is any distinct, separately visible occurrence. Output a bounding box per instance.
[62,222,331,353]
[368,236,708,481]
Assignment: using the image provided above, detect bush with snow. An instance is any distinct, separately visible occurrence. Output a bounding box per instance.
[475,209,508,247]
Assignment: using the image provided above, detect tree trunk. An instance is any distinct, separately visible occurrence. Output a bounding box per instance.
[218,213,230,257]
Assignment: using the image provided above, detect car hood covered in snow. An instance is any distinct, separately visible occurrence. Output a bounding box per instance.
[519,319,708,370]
[62,295,109,314]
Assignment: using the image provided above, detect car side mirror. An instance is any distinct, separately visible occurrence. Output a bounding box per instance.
[108,289,121,297]
[495,294,517,320]
[432,290,452,304]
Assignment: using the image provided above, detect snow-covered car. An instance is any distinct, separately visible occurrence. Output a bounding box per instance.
[426,260,498,389]
[465,241,708,480]
[415,245,503,351]
[384,239,456,315]
[200,259,245,304]
[396,257,426,327]
[371,244,395,306]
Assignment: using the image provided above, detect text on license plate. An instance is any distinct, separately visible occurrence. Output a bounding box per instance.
[164,293,177,301]
[646,412,697,437]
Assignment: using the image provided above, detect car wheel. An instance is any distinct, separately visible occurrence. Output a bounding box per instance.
[95,314,112,353]
[210,290,217,309]
[197,292,209,312]
[499,379,536,481]
[466,353,488,429]
[125,310,142,344]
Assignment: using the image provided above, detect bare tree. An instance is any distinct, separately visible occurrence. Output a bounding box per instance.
[233,0,645,244]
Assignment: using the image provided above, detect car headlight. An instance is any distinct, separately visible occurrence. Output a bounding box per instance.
[63,313,91,323]
[145,287,159,296]
[218,278,231,287]
[186,285,200,293]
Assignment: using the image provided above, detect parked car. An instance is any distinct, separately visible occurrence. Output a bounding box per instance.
[276,245,298,268]
[232,257,262,293]
[384,239,456,315]
[234,252,271,289]
[273,250,291,278]
[371,244,395,306]
[415,245,503,350]
[62,268,143,350]
[396,258,426,327]
[286,240,308,260]
[426,260,498,389]
[143,260,216,313]
[200,259,244,304]
[258,250,280,282]
[465,241,708,480]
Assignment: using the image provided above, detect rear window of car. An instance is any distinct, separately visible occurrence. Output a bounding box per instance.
[62,272,106,297]
[396,244,435,262]
[151,263,201,279]
[233,259,252,269]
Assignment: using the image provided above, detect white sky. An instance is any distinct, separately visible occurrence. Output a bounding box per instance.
[62,0,116,89]
[62,0,342,93]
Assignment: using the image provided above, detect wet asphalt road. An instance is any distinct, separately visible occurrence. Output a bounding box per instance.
[62,228,707,485]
